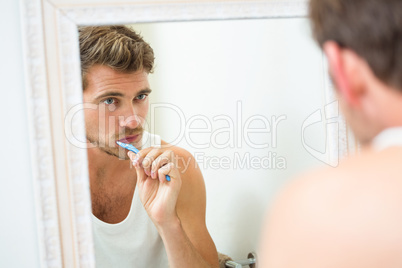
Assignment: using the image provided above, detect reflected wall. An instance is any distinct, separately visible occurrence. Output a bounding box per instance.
[132,18,327,258]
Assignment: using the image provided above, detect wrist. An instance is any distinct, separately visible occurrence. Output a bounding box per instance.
[155,215,182,236]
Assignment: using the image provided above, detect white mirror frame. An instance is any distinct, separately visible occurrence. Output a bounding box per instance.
[20,0,352,267]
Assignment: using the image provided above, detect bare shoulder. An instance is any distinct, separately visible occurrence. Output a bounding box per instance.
[260,147,402,267]
[160,140,201,178]
[161,140,206,212]
[278,147,402,210]
[272,147,402,232]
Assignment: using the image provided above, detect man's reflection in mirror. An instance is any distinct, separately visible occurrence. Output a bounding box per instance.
[79,26,219,268]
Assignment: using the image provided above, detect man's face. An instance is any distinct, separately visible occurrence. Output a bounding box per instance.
[83,65,151,159]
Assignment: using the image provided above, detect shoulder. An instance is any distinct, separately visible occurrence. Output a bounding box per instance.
[271,148,402,229]
[160,140,200,175]
[260,148,402,267]
[275,147,402,212]
[160,140,206,208]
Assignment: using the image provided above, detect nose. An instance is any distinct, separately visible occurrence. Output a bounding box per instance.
[119,110,141,129]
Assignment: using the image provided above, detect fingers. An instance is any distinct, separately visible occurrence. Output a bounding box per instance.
[140,148,174,179]
[128,148,175,181]
[142,149,161,178]
[128,151,147,184]
[150,150,175,179]
[158,162,175,183]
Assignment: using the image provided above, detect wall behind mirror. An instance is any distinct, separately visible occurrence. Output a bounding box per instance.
[0,1,40,267]
[128,18,328,259]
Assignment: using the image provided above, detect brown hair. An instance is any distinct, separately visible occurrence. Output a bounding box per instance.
[79,25,155,89]
[309,0,402,90]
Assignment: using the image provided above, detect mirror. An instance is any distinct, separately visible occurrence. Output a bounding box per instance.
[21,1,352,267]
[133,18,327,258]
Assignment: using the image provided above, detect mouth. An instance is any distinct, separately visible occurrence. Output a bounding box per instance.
[117,134,141,144]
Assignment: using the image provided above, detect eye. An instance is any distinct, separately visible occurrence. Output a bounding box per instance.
[103,98,116,105]
[135,94,148,100]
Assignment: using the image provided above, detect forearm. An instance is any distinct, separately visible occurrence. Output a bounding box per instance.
[157,217,218,268]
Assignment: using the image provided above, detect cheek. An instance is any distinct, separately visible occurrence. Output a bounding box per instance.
[131,104,148,129]
[139,102,149,120]
[85,109,113,131]
[143,105,150,117]
[84,111,98,127]
[84,108,93,119]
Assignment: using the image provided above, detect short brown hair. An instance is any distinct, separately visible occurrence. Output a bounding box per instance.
[79,25,155,89]
[309,0,402,90]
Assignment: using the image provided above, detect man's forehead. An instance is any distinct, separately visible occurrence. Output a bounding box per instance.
[87,65,148,82]
[85,65,150,93]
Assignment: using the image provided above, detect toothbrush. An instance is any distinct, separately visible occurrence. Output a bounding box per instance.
[116,141,171,182]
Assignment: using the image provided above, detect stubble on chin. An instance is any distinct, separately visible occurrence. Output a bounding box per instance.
[86,136,130,160]
[103,147,130,160]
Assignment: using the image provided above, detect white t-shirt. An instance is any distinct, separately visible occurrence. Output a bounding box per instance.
[372,127,402,151]
[92,132,169,268]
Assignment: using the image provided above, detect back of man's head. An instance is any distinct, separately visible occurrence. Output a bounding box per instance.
[309,0,402,91]
[78,25,155,90]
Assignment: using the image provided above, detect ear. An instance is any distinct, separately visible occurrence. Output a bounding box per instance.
[323,41,360,107]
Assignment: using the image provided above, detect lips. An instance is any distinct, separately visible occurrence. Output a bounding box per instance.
[118,134,140,144]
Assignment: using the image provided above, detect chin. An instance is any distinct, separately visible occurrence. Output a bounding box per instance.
[100,147,129,160]
[115,151,131,160]
[119,154,131,161]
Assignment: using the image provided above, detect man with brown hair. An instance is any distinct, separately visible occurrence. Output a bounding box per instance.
[259,0,402,267]
[79,26,219,267]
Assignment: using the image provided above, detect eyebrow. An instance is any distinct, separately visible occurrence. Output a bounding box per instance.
[93,88,152,102]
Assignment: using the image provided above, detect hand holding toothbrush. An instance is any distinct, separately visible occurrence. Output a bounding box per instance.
[122,143,182,226]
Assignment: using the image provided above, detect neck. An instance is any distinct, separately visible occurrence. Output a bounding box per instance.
[378,85,402,124]
[87,147,137,223]
[358,83,402,146]
[87,147,134,183]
